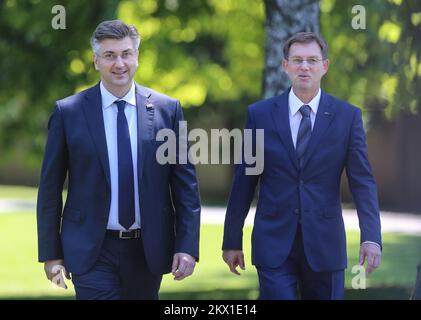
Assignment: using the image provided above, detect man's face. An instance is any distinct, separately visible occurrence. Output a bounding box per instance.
[93,36,139,92]
[282,41,329,94]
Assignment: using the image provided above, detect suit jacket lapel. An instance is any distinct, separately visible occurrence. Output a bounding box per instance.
[135,84,154,189]
[82,84,111,186]
[301,91,335,169]
[271,89,299,171]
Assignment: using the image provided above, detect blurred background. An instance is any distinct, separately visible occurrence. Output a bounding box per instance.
[0,0,420,299]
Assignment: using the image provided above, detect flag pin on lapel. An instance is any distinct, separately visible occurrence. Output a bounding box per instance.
[146,100,154,110]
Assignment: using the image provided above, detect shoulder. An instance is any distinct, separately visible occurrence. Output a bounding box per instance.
[249,96,278,111]
[323,91,361,115]
[248,91,287,115]
[135,84,182,119]
[136,84,179,108]
[55,84,99,111]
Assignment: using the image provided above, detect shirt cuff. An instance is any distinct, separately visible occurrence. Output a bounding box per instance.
[361,241,381,249]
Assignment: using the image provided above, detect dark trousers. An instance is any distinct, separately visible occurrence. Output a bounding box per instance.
[72,233,162,300]
[257,226,344,300]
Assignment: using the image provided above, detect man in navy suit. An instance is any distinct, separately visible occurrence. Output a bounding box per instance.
[222,32,382,299]
[37,20,201,299]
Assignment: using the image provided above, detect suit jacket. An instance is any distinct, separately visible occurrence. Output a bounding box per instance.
[37,83,201,275]
[222,88,381,272]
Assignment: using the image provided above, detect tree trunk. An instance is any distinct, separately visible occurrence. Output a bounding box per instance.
[262,0,320,98]
[411,261,421,299]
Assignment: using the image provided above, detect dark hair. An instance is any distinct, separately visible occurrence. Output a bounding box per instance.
[91,20,140,53]
[283,32,328,59]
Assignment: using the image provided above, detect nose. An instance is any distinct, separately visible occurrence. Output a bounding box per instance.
[114,55,125,67]
[299,61,310,70]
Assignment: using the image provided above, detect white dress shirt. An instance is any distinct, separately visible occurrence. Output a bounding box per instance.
[100,81,141,231]
[288,88,321,149]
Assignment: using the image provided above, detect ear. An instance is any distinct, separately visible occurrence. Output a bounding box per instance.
[282,58,288,73]
[93,54,99,71]
[135,51,139,67]
[322,58,330,75]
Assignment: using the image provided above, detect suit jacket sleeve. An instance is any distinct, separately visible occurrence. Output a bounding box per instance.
[170,101,201,260]
[222,107,260,251]
[37,104,68,262]
[345,107,382,248]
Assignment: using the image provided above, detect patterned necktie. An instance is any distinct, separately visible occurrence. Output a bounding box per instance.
[115,100,135,230]
[296,105,312,168]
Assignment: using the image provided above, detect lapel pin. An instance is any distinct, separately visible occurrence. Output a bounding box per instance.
[146,101,154,110]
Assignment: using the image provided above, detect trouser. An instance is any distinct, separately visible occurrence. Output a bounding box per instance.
[257,225,344,300]
[72,232,162,300]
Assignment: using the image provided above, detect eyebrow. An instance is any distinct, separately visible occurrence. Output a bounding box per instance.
[102,48,134,54]
[290,55,322,59]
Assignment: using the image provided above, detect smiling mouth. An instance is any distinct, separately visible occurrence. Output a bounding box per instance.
[112,71,128,76]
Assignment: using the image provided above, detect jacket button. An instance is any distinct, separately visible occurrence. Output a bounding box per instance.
[294,208,300,215]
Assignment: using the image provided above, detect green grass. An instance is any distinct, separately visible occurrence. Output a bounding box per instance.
[0,211,420,300]
[0,212,258,300]
[1,185,420,300]
[0,185,38,200]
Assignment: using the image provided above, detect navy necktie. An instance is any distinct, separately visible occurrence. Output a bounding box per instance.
[296,105,312,168]
[116,100,135,230]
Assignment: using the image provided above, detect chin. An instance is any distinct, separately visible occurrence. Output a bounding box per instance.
[112,79,130,86]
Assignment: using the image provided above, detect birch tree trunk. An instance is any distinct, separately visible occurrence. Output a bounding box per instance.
[262,0,320,98]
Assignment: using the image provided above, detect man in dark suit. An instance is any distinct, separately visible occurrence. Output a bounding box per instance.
[37,20,201,300]
[222,32,381,299]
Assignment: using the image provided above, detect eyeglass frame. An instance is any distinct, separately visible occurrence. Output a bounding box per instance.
[286,56,326,66]
[97,49,138,62]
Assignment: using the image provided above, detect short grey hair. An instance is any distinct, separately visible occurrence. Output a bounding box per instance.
[91,20,141,54]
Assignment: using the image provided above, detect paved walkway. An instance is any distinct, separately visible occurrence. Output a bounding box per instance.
[1,199,420,235]
[201,206,421,235]
[0,199,36,212]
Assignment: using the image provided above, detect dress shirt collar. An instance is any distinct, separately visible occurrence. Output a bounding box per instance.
[289,87,321,117]
[100,81,136,109]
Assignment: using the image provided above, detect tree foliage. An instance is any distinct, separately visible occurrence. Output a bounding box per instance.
[1,0,421,184]
[0,0,265,180]
[0,0,118,172]
[121,0,265,117]
[321,0,421,121]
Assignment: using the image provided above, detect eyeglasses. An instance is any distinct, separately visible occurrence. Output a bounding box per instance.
[99,50,136,62]
[287,57,324,65]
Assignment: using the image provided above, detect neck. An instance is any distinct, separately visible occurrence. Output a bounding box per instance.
[293,87,319,104]
[102,81,132,98]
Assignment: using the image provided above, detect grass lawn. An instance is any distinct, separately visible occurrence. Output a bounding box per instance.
[0,210,420,300]
[1,185,420,299]
[0,185,38,200]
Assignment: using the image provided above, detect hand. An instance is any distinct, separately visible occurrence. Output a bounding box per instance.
[44,259,71,289]
[222,250,245,275]
[171,253,196,281]
[359,243,381,274]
